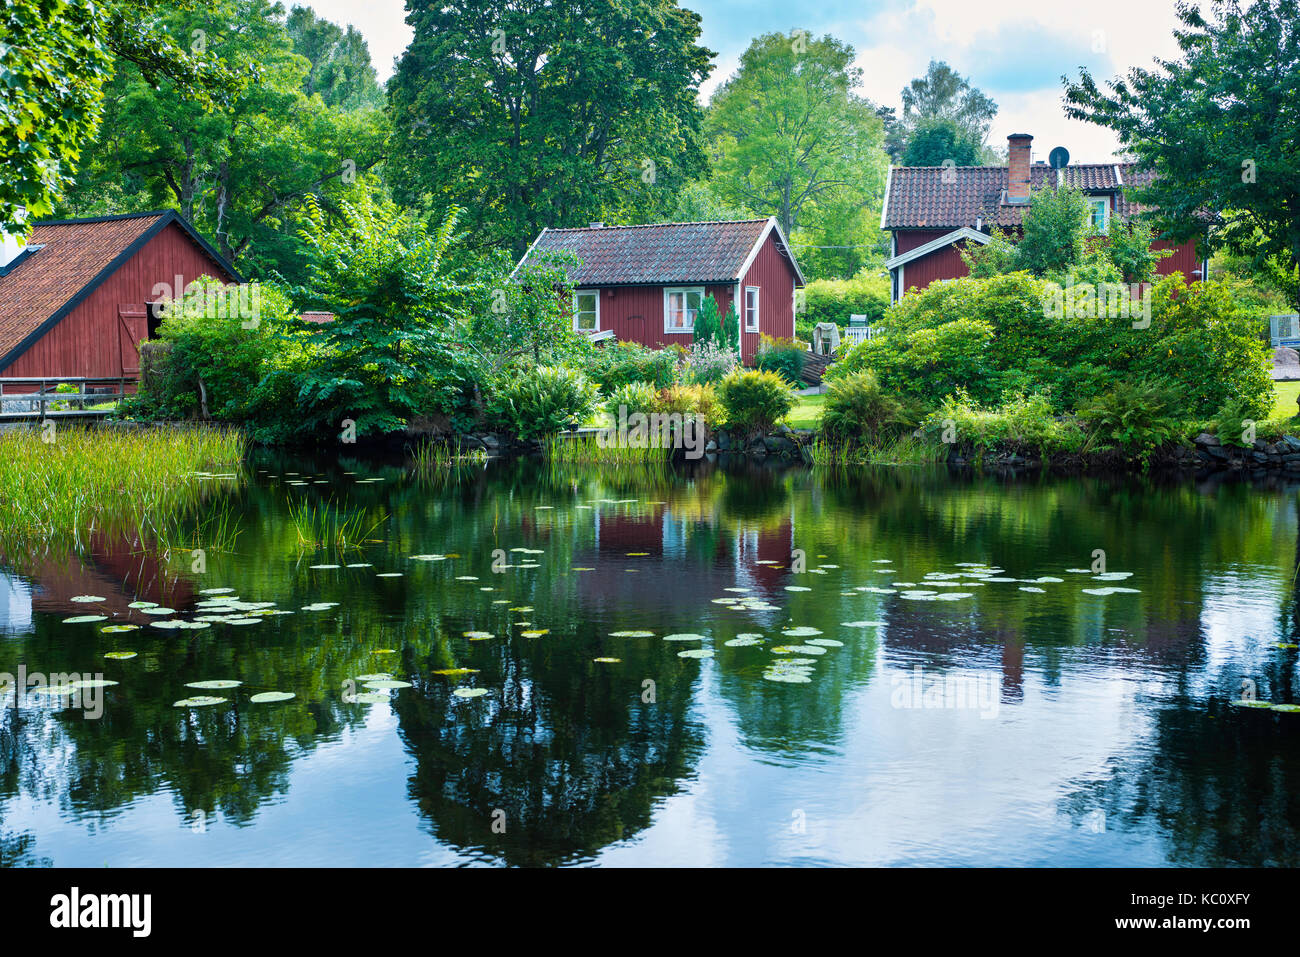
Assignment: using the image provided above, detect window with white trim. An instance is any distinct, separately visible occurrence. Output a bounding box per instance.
[664,287,703,334]
[1087,197,1110,233]
[573,290,599,332]
[744,286,760,333]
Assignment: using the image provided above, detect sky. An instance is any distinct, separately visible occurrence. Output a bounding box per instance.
[300,0,1188,163]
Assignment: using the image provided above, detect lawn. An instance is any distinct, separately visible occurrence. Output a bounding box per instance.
[786,392,825,429]
[1274,380,1300,419]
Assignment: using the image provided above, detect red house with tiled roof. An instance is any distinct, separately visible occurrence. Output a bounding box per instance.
[0,210,240,383]
[514,217,805,364]
[881,133,1207,302]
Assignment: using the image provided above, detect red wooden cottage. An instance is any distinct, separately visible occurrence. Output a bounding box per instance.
[0,210,240,385]
[880,133,1207,303]
[514,217,805,364]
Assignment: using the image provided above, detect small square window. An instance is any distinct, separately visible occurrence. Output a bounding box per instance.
[1088,198,1109,232]
[664,287,703,333]
[744,287,760,332]
[574,291,599,332]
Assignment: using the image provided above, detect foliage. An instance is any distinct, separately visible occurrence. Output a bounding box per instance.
[1064,0,1300,309]
[832,271,1272,418]
[290,194,483,440]
[754,335,807,385]
[473,249,587,373]
[902,117,981,167]
[797,273,889,340]
[0,0,239,232]
[58,0,388,281]
[285,4,383,110]
[488,365,600,440]
[388,0,712,256]
[1077,379,1186,460]
[605,381,660,421]
[655,383,724,429]
[683,341,739,384]
[924,391,1085,456]
[587,342,681,393]
[716,368,796,433]
[692,294,722,347]
[705,31,888,251]
[820,371,918,444]
[1205,396,1270,447]
[883,60,998,163]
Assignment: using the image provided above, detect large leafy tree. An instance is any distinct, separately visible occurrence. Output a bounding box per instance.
[1063,0,1300,308]
[902,117,982,167]
[884,60,999,164]
[388,0,713,257]
[60,0,389,282]
[285,5,383,110]
[705,31,888,277]
[0,0,239,232]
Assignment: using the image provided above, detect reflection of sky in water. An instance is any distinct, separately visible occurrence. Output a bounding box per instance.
[3,463,1300,866]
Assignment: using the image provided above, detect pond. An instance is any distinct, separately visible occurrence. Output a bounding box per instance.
[2,455,1299,867]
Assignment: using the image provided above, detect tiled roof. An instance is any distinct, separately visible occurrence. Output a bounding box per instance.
[0,213,167,363]
[518,219,776,286]
[0,210,239,367]
[884,162,1151,230]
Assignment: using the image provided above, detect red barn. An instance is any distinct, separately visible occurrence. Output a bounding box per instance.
[0,210,240,384]
[514,218,805,364]
[881,133,1207,303]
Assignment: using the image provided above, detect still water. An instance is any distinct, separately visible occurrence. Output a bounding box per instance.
[3,455,1299,867]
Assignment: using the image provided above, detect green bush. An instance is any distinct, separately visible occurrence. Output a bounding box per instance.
[820,370,918,444]
[798,274,889,341]
[828,315,998,406]
[754,335,806,385]
[604,381,660,421]
[587,341,680,392]
[488,365,599,440]
[716,369,795,434]
[925,391,1085,456]
[1077,380,1186,460]
[656,383,723,429]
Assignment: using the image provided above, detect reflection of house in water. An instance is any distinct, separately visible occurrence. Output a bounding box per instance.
[4,533,197,626]
[575,503,796,619]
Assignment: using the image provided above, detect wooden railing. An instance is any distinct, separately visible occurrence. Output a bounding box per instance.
[0,376,131,420]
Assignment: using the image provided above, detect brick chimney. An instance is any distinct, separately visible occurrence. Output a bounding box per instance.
[1007,133,1033,204]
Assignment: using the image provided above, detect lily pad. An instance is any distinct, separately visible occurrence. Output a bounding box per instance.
[593,657,621,663]
[363,679,413,690]
[662,633,704,641]
[520,629,549,638]
[781,626,823,637]
[463,631,494,640]
[1230,699,1273,708]
[724,635,765,647]
[185,679,242,689]
[62,615,107,624]
[101,624,140,634]
[677,648,714,659]
[452,688,488,698]
[432,668,479,677]
[610,630,654,638]
[351,692,392,704]
[69,595,105,603]
[173,696,228,708]
[104,651,138,660]
[843,621,884,627]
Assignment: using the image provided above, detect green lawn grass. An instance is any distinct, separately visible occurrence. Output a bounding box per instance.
[1274,380,1300,419]
[786,392,826,429]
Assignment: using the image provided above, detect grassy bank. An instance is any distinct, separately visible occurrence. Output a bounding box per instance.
[0,425,247,557]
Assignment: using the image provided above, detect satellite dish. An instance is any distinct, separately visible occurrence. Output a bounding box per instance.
[1048,146,1070,170]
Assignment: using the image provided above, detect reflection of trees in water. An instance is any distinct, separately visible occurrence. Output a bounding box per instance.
[394,633,705,866]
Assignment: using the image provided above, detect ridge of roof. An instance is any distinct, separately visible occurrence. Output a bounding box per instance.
[544,218,772,232]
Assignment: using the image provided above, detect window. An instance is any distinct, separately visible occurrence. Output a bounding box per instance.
[573,291,599,332]
[744,286,760,333]
[1088,197,1110,233]
[664,287,703,334]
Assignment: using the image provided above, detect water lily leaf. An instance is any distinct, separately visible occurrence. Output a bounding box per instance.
[453,688,488,698]
[185,680,242,689]
[1270,703,1300,713]
[62,615,107,624]
[141,607,176,616]
[432,668,479,677]
[677,648,714,659]
[173,696,227,708]
[610,630,654,638]
[1230,699,1273,708]
[199,588,235,595]
[69,595,105,603]
[376,572,404,578]
[806,638,844,647]
[725,635,764,647]
[784,586,811,592]
[464,631,494,640]
[128,601,160,609]
[226,617,264,625]
[663,633,704,641]
[781,626,823,637]
[520,629,549,638]
[355,673,393,681]
[309,564,340,570]
[843,621,884,628]
[593,657,621,663]
[72,678,118,689]
[1019,586,1046,593]
[101,624,140,634]
[249,691,296,704]
[104,651,138,660]
[352,692,391,704]
[363,679,412,690]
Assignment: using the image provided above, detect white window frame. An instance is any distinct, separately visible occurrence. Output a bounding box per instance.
[663,286,703,335]
[1088,197,1110,233]
[573,290,600,333]
[744,286,760,333]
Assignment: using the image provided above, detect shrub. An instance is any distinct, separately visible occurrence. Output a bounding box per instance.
[656,383,723,428]
[1077,380,1186,460]
[925,391,1085,456]
[693,294,722,347]
[716,369,795,433]
[1206,396,1271,447]
[488,365,599,440]
[754,335,806,385]
[604,381,660,422]
[828,315,998,406]
[820,370,918,444]
[683,341,739,384]
[587,341,680,392]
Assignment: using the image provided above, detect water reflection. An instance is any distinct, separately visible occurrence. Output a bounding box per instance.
[1,457,1299,865]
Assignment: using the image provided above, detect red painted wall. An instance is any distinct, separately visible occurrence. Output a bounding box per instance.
[579,231,800,365]
[739,231,799,363]
[2,222,234,380]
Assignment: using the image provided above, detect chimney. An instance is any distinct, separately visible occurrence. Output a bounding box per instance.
[0,207,28,269]
[1007,133,1033,204]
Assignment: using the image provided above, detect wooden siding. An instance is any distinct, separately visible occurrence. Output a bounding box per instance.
[1,221,234,379]
[583,283,735,352]
[738,230,799,363]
